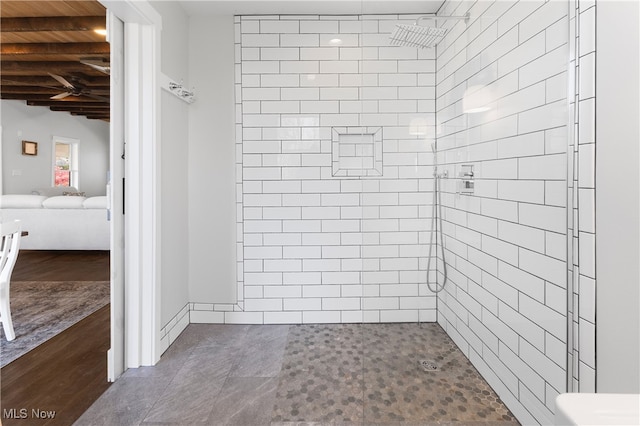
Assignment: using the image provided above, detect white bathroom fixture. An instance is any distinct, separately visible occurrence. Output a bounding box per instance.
[389,13,469,48]
[555,393,640,425]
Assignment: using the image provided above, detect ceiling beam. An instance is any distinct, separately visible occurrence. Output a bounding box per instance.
[0,85,110,95]
[1,61,105,75]
[1,75,109,86]
[0,16,105,32]
[71,111,108,116]
[49,106,110,112]
[1,42,109,55]
[1,93,108,102]
[26,100,109,108]
[1,11,110,121]
[1,86,63,94]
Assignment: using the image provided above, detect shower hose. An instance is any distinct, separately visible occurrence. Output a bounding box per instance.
[426,171,448,293]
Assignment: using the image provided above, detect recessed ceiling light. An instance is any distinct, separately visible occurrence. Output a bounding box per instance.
[94,29,107,36]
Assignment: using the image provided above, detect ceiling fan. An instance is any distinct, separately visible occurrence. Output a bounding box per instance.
[47,73,109,102]
[80,57,110,75]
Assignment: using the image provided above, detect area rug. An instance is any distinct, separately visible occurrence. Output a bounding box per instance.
[0,280,110,367]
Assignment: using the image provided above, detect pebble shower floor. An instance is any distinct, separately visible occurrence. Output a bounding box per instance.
[273,323,517,424]
[77,323,518,425]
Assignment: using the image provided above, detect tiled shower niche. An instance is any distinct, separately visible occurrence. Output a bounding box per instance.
[332,127,383,177]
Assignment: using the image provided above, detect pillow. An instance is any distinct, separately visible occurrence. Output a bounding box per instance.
[32,187,79,197]
[83,196,107,209]
[63,191,86,197]
[0,194,47,208]
[42,195,87,209]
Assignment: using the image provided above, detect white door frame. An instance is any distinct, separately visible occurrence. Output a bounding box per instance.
[106,9,125,381]
[100,0,162,376]
[0,125,3,195]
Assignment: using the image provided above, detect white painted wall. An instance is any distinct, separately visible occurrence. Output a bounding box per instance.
[187,15,237,304]
[159,89,190,327]
[152,1,188,83]
[1,100,109,196]
[595,0,640,394]
[149,1,191,327]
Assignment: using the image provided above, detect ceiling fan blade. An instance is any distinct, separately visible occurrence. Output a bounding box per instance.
[50,92,72,100]
[48,73,75,90]
[81,61,110,75]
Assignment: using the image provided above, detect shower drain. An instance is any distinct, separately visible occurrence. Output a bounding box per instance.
[419,359,439,371]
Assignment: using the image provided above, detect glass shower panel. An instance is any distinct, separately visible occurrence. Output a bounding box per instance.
[357,10,440,423]
[432,0,571,423]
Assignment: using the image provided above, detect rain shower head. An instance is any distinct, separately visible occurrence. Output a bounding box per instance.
[389,13,470,49]
[389,24,447,49]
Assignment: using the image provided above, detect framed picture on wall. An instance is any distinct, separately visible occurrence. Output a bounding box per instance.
[22,140,38,156]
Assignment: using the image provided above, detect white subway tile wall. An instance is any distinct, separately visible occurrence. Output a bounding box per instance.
[159,303,190,355]
[181,5,596,425]
[194,14,438,326]
[569,0,597,394]
[435,0,569,424]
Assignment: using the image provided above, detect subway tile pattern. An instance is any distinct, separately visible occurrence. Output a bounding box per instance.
[192,14,441,325]
[332,126,384,177]
[568,0,597,393]
[236,15,246,313]
[160,302,190,354]
[435,1,570,424]
[179,6,597,425]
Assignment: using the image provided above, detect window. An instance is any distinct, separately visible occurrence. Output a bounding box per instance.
[52,137,79,188]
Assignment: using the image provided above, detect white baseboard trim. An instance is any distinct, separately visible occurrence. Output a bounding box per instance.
[160,302,438,355]
[159,303,190,355]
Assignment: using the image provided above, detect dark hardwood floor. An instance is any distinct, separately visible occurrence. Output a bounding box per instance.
[1,251,111,426]
[11,250,110,282]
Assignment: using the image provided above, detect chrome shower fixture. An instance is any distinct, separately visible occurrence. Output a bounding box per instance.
[390,25,447,49]
[389,13,470,49]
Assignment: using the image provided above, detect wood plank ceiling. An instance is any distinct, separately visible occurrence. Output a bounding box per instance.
[1,1,110,121]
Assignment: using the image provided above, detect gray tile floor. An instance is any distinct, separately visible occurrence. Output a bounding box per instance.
[75,323,519,426]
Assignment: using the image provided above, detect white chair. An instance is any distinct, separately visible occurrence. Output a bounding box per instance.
[1,220,22,341]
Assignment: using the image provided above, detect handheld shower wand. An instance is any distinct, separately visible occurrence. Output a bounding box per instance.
[426,143,448,293]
